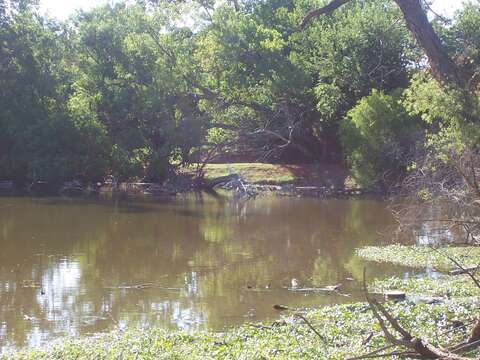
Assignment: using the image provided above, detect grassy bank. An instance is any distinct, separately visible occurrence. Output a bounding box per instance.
[182,163,351,187]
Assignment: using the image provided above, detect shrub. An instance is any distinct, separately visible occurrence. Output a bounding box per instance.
[340,89,421,188]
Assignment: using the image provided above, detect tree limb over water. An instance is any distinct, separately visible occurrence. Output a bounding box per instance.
[302,0,469,88]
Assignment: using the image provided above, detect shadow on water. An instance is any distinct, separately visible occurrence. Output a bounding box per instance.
[26,196,179,214]
[0,195,412,352]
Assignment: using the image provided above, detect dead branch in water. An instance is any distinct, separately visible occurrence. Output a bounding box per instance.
[354,268,480,360]
[106,283,182,291]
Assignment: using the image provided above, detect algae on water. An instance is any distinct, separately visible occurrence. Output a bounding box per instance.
[356,244,480,271]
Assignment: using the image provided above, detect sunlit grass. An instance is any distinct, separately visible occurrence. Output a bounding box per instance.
[198,163,298,184]
[182,163,349,187]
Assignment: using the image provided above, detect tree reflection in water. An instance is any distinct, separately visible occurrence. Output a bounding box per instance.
[0,195,397,351]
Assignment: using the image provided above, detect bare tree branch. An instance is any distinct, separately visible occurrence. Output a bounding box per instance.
[294,313,328,345]
[301,0,351,29]
[361,268,479,360]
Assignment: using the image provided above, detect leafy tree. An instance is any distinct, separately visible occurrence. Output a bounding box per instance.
[1,0,478,190]
[300,0,411,123]
[340,89,421,187]
[192,0,412,161]
[194,1,320,160]
[0,1,109,185]
[68,3,208,181]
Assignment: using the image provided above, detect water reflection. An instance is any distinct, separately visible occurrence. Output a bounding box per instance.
[1,195,397,351]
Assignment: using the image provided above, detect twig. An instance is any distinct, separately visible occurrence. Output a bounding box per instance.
[345,345,394,360]
[362,332,374,346]
[247,323,274,330]
[347,350,418,360]
[294,313,328,345]
[450,338,480,354]
[440,319,477,337]
[430,247,480,289]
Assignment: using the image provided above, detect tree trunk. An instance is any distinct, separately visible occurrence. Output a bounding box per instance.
[302,0,467,88]
[393,0,465,87]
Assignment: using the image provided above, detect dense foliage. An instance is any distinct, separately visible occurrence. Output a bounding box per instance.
[1,0,479,188]
[340,89,421,187]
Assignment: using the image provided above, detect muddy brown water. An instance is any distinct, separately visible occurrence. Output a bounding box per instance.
[0,194,409,352]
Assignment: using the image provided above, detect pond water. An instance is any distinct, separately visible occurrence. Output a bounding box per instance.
[0,194,404,352]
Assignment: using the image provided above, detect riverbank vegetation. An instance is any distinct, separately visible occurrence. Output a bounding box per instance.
[4,300,480,359]
[1,0,479,193]
[357,245,480,271]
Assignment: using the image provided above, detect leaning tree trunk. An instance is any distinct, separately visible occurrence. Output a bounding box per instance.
[393,0,465,88]
[302,0,468,89]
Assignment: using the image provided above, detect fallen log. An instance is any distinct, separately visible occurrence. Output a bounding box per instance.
[289,284,342,293]
[384,290,406,301]
[28,181,50,194]
[0,180,13,190]
[206,174,240,188]
[59,180,85,196]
